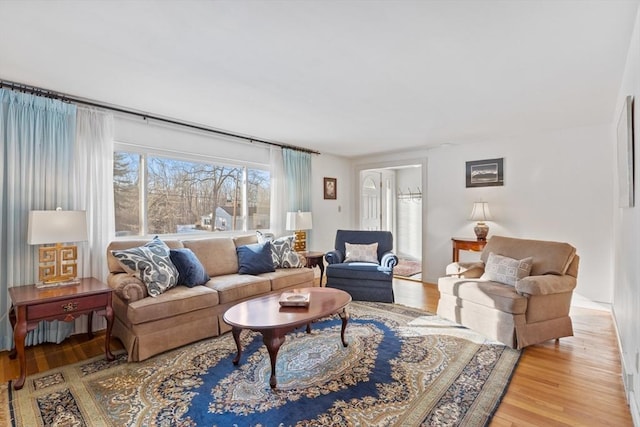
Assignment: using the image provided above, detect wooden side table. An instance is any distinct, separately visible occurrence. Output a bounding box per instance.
[451,237,487,262]
[8,277,115,390]
[299,251,325,285]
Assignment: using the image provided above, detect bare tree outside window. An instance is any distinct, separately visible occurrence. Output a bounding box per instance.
[113,151,270,236]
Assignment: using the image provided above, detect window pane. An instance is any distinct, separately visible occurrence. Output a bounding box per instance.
[248,168,271,230]
[114,150,270,236]
[113,151,141,236]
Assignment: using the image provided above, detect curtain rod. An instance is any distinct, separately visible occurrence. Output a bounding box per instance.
[0,79,320,155]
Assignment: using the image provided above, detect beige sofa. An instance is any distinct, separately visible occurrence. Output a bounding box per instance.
[106,235,315,361]
[437,236,579,349]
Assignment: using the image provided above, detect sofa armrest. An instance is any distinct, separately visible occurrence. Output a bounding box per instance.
[516,274,577,296]
[107,273,148,302]
[445,261,485,278]
[325,250,344,265]
[381,251,398,268]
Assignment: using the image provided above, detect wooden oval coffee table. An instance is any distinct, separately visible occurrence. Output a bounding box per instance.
[223,287,351,388]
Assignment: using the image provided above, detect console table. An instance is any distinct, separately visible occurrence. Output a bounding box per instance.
[8,277,115,390]
[451,237,487,262]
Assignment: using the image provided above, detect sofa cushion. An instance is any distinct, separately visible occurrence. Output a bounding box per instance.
[205,274,271,304]
[326,262,392,281]
[437,276,528,315]
[233,234,259,247]
[169,248,210,287]
[257,268,315,291]
[182,238,239,276]
[237,242,276,275]
[480,236,576,276]
[111,237,179,297]
[344,242,379,263]
[481,252,533,286]
[126,285,219,325]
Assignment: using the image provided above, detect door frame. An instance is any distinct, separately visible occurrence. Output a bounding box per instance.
[354,157,428,278]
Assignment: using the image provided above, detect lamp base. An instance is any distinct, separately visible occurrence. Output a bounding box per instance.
[293,230,307,251]
[473,222,489,241]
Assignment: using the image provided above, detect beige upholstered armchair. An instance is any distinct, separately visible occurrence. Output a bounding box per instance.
[437,236,579,349]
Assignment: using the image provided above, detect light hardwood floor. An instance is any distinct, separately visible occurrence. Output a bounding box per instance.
[1,278,634,426]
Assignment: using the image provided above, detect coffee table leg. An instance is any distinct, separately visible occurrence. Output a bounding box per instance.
[262,330,286,388]
[339,308,349,347]
[231,327,242,365]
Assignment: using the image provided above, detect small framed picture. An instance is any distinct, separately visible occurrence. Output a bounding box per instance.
[324,177,337,199]
[466,158,504,188]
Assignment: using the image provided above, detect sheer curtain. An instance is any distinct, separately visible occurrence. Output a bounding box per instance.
[0,89,78,349]
[71,107,115,333]
[269,146,287,237]
[282,148,312,212]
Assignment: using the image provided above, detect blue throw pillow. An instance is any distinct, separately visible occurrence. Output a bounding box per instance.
[169,248,210,287]
[237,242,276,275]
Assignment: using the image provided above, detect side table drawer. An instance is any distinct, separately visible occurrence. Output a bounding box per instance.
[455,241,483,251]
[27,293,109,321]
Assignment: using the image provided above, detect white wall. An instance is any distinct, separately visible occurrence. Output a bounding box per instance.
[613,5,640,425]
[354,125,614,304]
[427,126,614,303]
[309,153,355,252]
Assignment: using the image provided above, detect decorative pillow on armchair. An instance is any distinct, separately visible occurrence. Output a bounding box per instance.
[237,242,277,274]
[344,242,379,263]
[481,252,533,286]
[169,248,209,287]
[111,237,179,297]
[270,235,304,268]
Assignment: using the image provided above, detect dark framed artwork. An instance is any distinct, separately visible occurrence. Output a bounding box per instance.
[324,177,337,199]
[617,95,635,208]
[466,158,504,188]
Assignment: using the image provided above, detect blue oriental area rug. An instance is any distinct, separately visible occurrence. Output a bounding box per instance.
[2,302,520,426]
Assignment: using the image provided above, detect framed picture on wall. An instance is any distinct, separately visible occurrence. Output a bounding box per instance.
[324,177,337,199]
[466,158,504,188]
[617,95,635,208]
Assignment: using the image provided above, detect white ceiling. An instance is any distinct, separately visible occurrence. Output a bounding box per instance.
[0,0,638,157]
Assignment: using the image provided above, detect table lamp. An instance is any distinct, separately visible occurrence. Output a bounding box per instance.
[286,211,313,251]
[469,202,492,241]
[27,208,88,288]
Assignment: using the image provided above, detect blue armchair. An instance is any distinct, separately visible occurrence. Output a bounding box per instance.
[325,230,398,302]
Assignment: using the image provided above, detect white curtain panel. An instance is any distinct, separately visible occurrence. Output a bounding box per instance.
[71,107,115,334]
[269,146,287,237]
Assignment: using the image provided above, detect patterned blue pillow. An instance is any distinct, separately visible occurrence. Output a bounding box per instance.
[270,235,304,268]
[236,242,276,275]
[111,237,179,297]
[169,248,209,287]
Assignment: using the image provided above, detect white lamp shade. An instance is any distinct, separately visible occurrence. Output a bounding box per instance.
[468,202,492,222]
[286,211,313,230]
[27,210,88,245]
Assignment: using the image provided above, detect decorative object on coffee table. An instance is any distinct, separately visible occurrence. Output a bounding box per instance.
[468,201,492,240]
[279,291,310,307]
